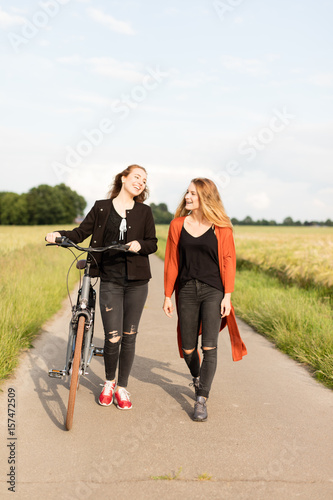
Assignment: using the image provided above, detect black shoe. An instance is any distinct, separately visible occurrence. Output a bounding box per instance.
[193,396,207,422]
[189,377,200,397]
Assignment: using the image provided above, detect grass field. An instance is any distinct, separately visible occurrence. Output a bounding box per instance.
[156,224,333,389]
[0,226,82,382]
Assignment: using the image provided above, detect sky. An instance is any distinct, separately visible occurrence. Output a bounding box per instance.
[1,0,333,223]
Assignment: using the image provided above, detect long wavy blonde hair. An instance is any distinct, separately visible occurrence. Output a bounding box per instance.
[175,178,233,229]
[107,164,149,202]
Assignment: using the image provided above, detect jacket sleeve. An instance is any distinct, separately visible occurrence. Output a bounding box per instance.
[223,228,236,294]
[57,203,97,243]
[164,221,180,297]
[137,206,158,255]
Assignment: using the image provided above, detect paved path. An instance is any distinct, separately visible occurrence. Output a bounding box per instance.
[1,255,333,499]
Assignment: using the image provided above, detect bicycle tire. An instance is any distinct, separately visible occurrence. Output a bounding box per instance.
[66,322,75,389]
[66,315,85,430]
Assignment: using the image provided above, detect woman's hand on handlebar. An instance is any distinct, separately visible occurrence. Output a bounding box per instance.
[127,240,141,253]
[45,231,62,243]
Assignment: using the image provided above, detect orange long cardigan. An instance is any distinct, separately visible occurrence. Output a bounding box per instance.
[164,216,247,362]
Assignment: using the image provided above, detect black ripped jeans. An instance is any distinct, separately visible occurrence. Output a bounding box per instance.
[178,279,224,398]
[99,280,148,387]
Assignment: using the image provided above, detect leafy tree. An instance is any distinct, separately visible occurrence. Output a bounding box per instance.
[243,216,254,225]
[150,202,173,224]
[26,184,86,224]
[53,184,86,223]
[26,184,64,224]
[283,216,294,226]
[0,184,86,225]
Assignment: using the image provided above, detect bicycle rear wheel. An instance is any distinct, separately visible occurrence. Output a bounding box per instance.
[66,315,85,430]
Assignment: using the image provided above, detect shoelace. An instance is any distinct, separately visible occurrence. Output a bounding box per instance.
[101,381,114,396]
[117,388,130,401]
[189,377,200,389]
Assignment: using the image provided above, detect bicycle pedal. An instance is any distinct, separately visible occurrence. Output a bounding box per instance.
[49,369,66,379]
[93,347,104,356]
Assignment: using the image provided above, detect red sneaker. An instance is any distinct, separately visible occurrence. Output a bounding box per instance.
[114,388,132,410]
[98,380,116,406]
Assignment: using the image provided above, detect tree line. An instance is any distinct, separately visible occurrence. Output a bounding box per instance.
[0,184,86,225]
[231,216,333,227]
[0,184,330,227]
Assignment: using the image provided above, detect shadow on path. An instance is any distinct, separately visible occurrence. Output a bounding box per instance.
[26,333,105,430]
[131,354,195,417]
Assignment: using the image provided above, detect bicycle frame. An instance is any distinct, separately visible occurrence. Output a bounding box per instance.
[66,263,96,375]
[49,260,102,380]
[47,236,135,429]
[48,238,133,380]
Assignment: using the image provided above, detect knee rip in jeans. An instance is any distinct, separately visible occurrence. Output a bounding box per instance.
[202,346,217,351]
[124,325,137,335]
[182,347,195,355]
[107,330,120,343]
[104,305,113,312]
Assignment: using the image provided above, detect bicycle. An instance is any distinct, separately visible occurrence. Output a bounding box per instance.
[47,236,135,430]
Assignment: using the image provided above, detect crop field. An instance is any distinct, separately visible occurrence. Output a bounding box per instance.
[233,225,333,289]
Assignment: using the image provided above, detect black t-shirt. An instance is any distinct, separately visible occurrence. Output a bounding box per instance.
[178,225,224,292]
[100,202,148,285]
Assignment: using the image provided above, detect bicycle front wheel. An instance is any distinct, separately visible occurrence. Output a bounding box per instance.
[66,315,85,430]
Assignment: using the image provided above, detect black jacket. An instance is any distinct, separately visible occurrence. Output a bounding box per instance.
[59,199,157,279]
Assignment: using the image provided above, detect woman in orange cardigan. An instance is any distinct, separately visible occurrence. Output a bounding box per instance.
[163,178,247,422]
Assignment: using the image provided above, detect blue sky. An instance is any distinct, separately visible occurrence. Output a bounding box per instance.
[1,0,333,222]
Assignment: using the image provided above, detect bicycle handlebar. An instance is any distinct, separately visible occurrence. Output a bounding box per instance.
[46,236,138,254]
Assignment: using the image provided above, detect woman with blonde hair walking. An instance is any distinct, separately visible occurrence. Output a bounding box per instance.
[163,178,247,421]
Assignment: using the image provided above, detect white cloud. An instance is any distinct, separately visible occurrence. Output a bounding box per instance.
[312,188,333,213]
[57,55,144,82]
[0,7,25,27]
[63,162,211,215]
[87,8,135,35]
[308,73,333,87]
[39,39,50,47]
[220,55,268,76]
[57,55,83,64]
[170,71,218,89]
[66,91,113,107]
[245,192,271,210]
[87,57,143,82]
[220,169,332,222]
[10,7,27,15]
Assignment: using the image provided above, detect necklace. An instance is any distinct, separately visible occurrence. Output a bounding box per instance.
[113,199,134,218]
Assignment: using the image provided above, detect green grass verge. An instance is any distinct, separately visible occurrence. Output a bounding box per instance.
[155,225,333,390]
[0,239,81,382]
[155,224,168,260]
[232,266,333,388]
